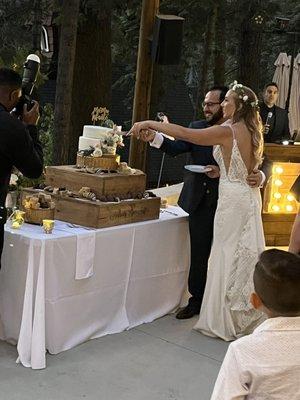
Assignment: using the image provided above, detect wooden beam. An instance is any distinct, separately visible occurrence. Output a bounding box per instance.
[129,0,160,171]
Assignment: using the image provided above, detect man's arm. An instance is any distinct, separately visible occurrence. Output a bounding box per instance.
[210,344,249,400]
[9,102,43,178]
[146,120,209,157]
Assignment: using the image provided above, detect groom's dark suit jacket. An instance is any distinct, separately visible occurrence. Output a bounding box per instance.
[160,120,219,215]
[159,119,219,305]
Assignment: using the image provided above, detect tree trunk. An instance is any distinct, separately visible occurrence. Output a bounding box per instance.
[129,0,160,171]
[32,0,42,52]
[213,0,225,86]
[238,0,262,92]
[193,6,216,119]
[53,0,80,165]
[69,3,112,164]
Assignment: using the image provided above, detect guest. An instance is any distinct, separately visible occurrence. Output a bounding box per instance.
[130,82,266,340]
[259,82,290,143]
[210,249,300,400]
[289,176,300,254]
[0,68,43,266]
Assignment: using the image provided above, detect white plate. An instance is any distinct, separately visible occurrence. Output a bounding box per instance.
[184,165,212,173]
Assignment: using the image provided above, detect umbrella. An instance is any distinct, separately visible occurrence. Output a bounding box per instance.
[272,52,291,108]
[289,53,300,136]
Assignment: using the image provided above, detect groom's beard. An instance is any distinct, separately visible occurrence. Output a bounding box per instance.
[205,108,223,126]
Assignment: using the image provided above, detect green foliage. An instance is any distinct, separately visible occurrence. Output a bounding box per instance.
[38,103,54,167]
[1,0,299,127]
[16,102,54,190]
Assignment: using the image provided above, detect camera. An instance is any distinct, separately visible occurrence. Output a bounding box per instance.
[14,54,40,117]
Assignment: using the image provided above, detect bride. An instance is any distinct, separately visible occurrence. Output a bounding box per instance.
[129,83,266,341]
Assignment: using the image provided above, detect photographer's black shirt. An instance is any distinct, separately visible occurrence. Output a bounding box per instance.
[0,103,43,212]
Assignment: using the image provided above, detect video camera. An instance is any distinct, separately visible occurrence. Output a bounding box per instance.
[14,54,40,117]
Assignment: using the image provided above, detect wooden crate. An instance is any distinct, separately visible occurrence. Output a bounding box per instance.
[23,208,55,225]
[262,212,296,246]
[21,188,161,228]
[45,165,146,198]
[76,154,120,170]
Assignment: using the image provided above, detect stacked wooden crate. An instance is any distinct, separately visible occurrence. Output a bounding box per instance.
[21,166,161,229]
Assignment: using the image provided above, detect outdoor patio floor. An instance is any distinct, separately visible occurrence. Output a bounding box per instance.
[0,314,229,400]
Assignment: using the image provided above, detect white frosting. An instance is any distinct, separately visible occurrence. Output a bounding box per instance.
[83,125,113,139]
[78,136,103,151]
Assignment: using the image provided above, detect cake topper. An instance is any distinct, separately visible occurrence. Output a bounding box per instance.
[91,106,114,128]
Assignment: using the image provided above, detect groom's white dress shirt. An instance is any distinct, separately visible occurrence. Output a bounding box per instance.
[210,316,300,400]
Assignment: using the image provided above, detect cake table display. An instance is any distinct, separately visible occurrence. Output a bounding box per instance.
[20,107,161,229]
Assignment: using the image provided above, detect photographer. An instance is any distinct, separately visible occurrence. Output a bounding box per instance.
[0,67,43,266]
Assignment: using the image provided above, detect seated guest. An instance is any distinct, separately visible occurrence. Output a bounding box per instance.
[260,82,290,143]
[210,249,300,400]
[289,176,300,254]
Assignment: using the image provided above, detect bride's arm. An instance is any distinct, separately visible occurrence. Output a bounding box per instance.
[129,120,231,146]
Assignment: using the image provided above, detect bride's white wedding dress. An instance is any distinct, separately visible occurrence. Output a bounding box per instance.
[194,124,266,341]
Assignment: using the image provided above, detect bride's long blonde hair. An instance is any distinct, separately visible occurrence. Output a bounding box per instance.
[230,84,264,166]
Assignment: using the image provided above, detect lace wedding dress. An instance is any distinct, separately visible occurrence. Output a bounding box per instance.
[194,124,266,341]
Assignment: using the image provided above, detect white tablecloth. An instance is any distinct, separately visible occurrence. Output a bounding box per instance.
[0,207,189,369]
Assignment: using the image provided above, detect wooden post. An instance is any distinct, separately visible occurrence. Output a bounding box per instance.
[129,0,160,171]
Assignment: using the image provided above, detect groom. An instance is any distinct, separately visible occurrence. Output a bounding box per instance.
[142,86,265,319]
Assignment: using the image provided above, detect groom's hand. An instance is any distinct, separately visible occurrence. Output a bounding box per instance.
[139,129,156,142]
[246,169,263,188]
[205,165,220,179]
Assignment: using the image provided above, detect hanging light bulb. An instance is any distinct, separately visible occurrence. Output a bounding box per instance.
[274,192,281,199]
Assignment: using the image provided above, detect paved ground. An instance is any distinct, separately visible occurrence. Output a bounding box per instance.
[0,314,229,400]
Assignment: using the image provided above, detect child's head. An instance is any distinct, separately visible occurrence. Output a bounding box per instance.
[251,249,300,317]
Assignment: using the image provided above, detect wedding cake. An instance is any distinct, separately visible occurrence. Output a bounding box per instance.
[76,107,124,170]
[78,125,114,151]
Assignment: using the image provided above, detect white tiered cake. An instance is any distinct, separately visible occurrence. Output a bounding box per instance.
[78,125,114,151]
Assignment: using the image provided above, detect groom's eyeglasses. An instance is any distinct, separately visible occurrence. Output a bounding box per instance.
[202,101,221,108]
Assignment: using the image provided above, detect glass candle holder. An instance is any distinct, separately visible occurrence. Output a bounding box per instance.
[42,219,55,234]
[11,210,25,228]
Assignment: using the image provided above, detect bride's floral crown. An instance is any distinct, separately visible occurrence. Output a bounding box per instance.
[230,81,259,109]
